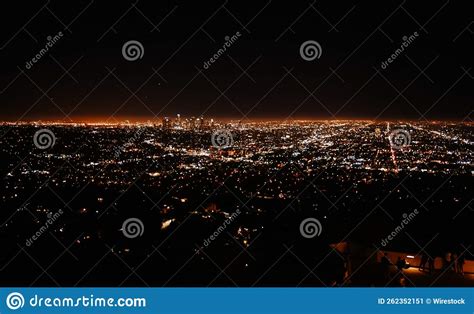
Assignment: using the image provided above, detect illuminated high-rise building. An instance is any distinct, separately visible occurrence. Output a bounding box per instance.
[176,114,181,128]
[162,117,171,129]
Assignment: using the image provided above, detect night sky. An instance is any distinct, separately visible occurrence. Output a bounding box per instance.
[0,0,472,121]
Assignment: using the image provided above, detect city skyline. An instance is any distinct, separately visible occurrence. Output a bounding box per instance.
[1,115,474,124]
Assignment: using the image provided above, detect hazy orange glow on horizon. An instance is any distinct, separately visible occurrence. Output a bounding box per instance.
[1,116,471,125]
